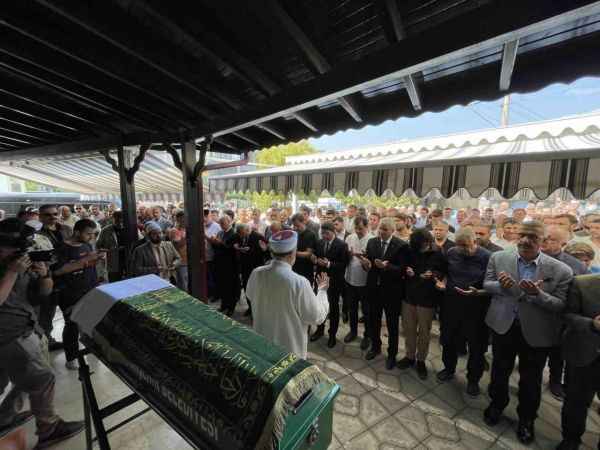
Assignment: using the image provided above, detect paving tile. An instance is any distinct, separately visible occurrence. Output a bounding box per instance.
[332,410,367,444]
[453,407,510,441]
[336,355,368,373]
[334,393,360,416]
[323,359,352,380]
[336,374,368,396]
[426,414,460,442]
[394,406,431,441]
[351,365,379,391]
[412,392,459,418]
[371,416,419,449]
[358,393,389,427]
[370,387,411,414]
[343,430,379,450]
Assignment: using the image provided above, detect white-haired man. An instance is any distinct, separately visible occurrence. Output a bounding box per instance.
[246,230,329,358]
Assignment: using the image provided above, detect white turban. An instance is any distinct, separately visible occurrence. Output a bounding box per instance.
[269,230,297,254]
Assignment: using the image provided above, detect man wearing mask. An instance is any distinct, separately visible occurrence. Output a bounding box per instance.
[363,218,410,370]
[0,219,84,448]
[37,204,73,352]
[483,221,572,444]
[309,222,349,347]
[540,226,587,400]
[131,222,181,281]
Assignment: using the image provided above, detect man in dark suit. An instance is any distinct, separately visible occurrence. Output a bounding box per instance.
[362,217,409,370]
[483,221,573,445]
[557,274,600,450]
[541,226,588,400]
[232,223,268,318]
[209,215,241,317]
[310,222,349,347]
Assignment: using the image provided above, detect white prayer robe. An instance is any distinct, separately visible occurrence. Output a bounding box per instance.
[246,259,329,359]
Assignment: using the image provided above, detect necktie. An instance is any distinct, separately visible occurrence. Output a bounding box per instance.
[381,240,387,258]
[325,241,330,255]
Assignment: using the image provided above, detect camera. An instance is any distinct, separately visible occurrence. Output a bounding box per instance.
[0,220,36,253]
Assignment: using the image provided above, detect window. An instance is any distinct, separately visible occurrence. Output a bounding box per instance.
[345,171,359,192]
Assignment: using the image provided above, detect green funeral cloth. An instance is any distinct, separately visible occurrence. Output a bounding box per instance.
[92,286,332,450]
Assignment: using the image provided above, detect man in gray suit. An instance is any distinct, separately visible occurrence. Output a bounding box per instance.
[557,274,600,450]
[483,221,573,445]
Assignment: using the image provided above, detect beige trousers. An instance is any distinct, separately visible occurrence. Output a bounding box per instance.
[402,302,434,361]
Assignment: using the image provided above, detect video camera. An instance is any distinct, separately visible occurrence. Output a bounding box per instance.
[0,219,54,262]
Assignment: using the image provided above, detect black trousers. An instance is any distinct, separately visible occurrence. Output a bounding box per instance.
[37,292,59,340]
[548,345,565,385]
[108,272,123,283]
[561,356,600,447]
[346,283,369,337]
[316,284,343,337]
[368,285,400,358]
[441,296,489,383]
[489,321,550,422]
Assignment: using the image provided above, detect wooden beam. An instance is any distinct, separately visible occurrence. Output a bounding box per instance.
[256,123,286,140]
[292,111,318,132]
[265,0,362,122]
[0,14,211,120]
[32,0,243,113]
[500,39,520,91]
[380,0,422,111]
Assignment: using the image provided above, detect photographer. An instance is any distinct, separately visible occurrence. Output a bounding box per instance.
[52,219,103,370]
[0,219,84,447]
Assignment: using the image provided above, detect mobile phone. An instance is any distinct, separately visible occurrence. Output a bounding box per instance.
[28,250,55,262]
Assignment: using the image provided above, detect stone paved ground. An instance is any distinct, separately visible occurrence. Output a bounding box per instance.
[13,303,599,449]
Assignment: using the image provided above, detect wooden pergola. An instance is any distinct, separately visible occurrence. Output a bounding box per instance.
[2,0,600,298]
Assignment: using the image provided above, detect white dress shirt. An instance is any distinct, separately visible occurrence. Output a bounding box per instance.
[345,232,373,287]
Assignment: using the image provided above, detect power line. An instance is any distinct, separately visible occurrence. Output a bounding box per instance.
[467,104,498,127]
[512,100,546,121]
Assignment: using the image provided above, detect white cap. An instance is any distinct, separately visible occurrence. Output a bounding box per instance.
[269,230,298,253]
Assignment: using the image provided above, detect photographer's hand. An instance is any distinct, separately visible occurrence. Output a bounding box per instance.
[8,254,31,275]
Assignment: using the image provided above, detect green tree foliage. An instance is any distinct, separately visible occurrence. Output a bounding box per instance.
[256,140,318,167]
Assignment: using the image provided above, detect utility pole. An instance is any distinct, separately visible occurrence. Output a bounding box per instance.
[501,95,510,127]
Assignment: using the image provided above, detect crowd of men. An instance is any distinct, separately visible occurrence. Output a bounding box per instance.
[1,199,600,449]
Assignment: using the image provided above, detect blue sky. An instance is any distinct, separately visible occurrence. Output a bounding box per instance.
[309,77,600,152]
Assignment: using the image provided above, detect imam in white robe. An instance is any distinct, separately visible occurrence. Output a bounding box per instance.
[246,259,329,359]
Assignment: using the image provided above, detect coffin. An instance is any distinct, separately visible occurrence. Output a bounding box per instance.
[71,275,339,450]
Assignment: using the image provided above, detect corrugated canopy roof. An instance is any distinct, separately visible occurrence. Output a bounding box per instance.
[1,1,600,162]
[212,112,600,178]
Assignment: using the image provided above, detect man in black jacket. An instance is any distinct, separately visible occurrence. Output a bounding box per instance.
[233,223,268,317]
[310,222,349,347]
[362,217,409,369]
[557,274,600,450]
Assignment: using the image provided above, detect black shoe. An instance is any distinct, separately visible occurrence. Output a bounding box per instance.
[36,420,85,449]
[466,381,481,397]
[549,382,565,401]
[48,338,64,352]
[344,332,357,344]
[555,440,581,450]
[310,330,324,342]
[358,316,365,324]
[342,312,349,324]
[386,357,396,370]
[327,335,337,348]
[436,369,455,383]
[396,357,415,370]
[365,348,381,360]
[416,361,428,380]
[483,406,502,427]
[360,336,371,350]
[517,420,535,445]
